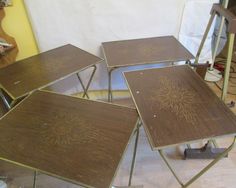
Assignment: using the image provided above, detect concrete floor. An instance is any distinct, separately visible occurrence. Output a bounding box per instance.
[1,76,236,188]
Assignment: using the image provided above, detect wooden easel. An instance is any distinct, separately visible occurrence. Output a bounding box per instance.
[195,0,236,101]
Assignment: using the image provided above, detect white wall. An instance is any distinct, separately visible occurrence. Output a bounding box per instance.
[24,0,218,93]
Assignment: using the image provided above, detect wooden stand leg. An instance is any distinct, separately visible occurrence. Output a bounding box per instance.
[221,33,235,101]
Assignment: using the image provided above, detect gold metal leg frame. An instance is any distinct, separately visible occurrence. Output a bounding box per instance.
[76,65,97,99]
[210,139,219,148]
[108,67,116,102]
[0,89,11,110]
[158,136,236,188]
[33,171,37,188]
[128,120,141,186]
[221,33,235,101]
[0,89,24,111]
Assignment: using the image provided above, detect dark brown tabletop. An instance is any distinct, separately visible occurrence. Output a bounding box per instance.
[124,65,236,150]
[0,91,138,188]
[102,36,194,68]
[0,44,103,100]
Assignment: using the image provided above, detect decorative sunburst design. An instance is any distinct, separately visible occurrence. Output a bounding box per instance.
[37,112,101,145]
[150,77,198,124]
[138,44,156,58]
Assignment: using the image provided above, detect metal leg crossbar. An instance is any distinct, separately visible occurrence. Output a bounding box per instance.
[76,65,97,99]
[158,136,236,188]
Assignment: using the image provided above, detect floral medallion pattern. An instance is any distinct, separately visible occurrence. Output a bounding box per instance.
[150,77,198,124]
[37,112,101,145]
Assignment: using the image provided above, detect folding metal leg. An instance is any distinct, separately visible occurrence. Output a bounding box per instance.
[221,33,235,101]
[158,136,236,188]
[9,99,19,109]
[128,121,141,186]
[33,171,37,188]
[0,89,29,112]
[76,65,97,99]
[0,89,11,110]
[210,139,218,148]
[108,67,115,102]
[186,144,191,149]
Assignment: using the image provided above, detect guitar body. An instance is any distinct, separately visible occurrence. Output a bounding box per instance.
[0,8,18,68]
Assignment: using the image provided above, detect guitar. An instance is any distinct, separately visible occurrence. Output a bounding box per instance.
[0,7,18,68]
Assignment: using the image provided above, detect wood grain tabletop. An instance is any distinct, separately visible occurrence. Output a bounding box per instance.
[102,36,194,68]
[124,65,236,149]
[0,91,138,188]
[0,44,102,100]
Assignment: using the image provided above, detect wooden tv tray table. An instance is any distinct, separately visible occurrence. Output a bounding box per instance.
[124,65,236,187]
[102,36,194,102]
[0,44,103,110]
[0,90,139,188]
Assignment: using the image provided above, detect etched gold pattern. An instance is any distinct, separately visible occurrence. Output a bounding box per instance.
[151,77,198,124]
[36,112,100,145]
[138,44,157,58]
